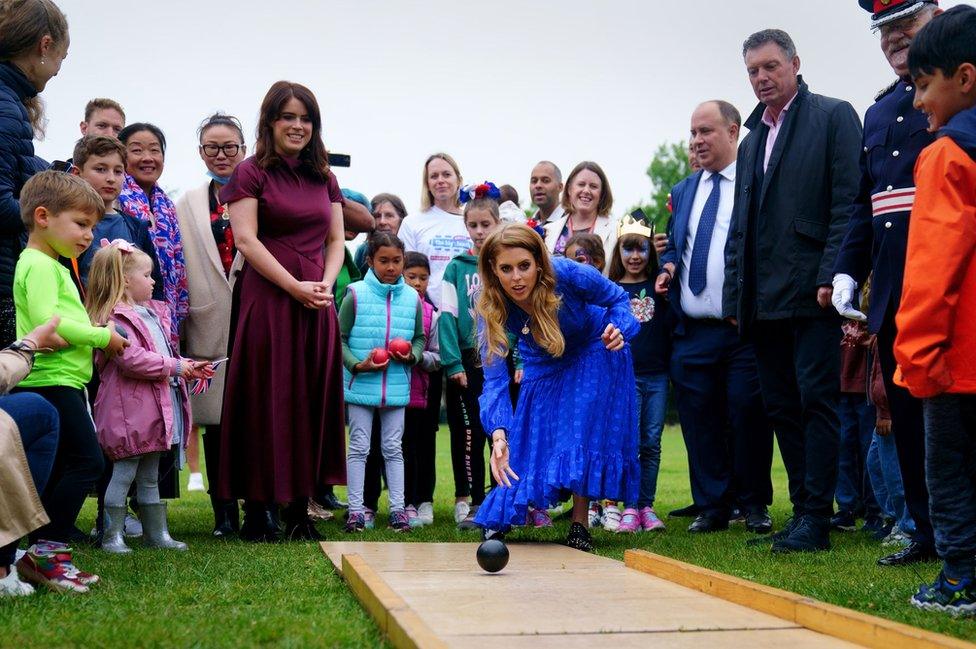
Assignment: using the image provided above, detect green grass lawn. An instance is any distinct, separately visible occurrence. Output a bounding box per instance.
[1,426,973,647]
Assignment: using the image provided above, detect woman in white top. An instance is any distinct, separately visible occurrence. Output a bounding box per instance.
[544,161,619,275]
[397,153,472,309]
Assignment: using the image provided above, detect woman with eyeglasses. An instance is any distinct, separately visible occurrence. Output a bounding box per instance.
[174,113,247,538]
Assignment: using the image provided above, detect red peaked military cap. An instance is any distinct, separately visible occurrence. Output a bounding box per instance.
[858,0,938,29]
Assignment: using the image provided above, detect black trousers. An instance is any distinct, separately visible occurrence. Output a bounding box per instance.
[671,319,773,517]
[923,394,976,576]
[14,385,105,543]
[877,313,934,547]
[445,351,489,506]
[751,316,841,520]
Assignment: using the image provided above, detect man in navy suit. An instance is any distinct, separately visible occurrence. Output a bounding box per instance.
[657,100,773,535]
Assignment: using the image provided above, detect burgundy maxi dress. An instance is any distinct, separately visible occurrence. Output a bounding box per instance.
[216,155,346,503]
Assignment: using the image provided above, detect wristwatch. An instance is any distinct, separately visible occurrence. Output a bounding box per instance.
[6,340,38,354]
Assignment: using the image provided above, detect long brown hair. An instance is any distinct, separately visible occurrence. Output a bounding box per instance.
[254,81,330,181]
[0,0,68,138]
[476,223,564,362]
[608,232,657,282]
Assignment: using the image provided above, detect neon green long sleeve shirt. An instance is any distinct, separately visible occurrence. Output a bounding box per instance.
[14,248,112,389]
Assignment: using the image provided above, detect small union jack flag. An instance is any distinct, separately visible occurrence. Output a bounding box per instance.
[190,358,228,395]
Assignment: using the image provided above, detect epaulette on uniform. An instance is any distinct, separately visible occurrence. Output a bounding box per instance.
[875,79,899,102]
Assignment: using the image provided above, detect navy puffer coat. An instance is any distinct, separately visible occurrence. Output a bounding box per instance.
[0,62,49,298]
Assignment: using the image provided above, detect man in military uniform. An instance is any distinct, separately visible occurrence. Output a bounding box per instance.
[832,0,943,566]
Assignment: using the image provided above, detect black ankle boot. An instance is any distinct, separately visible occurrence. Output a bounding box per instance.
[283,499,323,542]
[212,499,240,538]
[240,501,281,542]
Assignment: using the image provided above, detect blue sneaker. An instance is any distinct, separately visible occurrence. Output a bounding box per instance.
[911,572,976,617]
[344,512,366,533]
[389,510,411,533]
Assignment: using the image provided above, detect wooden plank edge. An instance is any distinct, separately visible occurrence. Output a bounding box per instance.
[319,542,342,574]
[624,549,974,649]
[341,553,447,649]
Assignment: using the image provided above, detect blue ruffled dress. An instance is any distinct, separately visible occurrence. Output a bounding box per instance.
[473,258,641,531]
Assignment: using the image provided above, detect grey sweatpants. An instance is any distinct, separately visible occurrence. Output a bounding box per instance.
[347,405,405,516]
[923,394,976,579]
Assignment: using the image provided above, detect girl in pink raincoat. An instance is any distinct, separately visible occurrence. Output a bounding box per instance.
[86,239,212,554]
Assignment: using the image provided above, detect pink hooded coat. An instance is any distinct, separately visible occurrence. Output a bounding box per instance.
[94,300,192,461]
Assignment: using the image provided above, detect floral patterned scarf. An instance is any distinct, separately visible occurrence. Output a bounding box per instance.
[117,174,188,345]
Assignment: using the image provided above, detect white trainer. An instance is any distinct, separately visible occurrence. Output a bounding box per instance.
[186,472,205,492]
[602,504,622,532]
[0,566,35,597]
[454,501,470,524]
[417,502,434,526]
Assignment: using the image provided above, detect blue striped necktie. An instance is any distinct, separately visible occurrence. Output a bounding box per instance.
[688,173,722,296]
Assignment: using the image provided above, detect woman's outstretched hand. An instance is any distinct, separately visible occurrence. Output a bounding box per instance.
[601,323,624,351]
[489,431,519,487]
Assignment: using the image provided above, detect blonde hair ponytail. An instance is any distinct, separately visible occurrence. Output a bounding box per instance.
[85,245,152,324]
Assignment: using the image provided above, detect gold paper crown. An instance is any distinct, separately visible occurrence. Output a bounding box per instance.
[618,212,653,238]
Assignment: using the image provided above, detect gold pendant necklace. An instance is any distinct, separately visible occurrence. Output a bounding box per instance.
[521,315,531,335]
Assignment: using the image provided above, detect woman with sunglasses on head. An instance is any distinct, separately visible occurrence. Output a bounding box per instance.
[174,113,247,538]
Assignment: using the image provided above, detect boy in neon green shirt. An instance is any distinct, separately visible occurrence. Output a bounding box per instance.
[12,171,127,594]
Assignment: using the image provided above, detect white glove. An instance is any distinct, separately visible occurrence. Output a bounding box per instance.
[831,273,867,322]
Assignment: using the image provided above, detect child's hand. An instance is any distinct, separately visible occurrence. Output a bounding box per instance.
[181,360,214,380]
[876,417,892,436]
[355,352,389,373]
[513,369,523,384]
[449,371,468,388]
[390,349,413,364]
[105,327,130,358]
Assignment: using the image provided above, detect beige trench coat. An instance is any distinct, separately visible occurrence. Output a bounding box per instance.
[0,350,49,547]
[175,182,242,425]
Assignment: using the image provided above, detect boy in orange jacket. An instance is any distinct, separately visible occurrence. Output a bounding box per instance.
[894,5,976,616]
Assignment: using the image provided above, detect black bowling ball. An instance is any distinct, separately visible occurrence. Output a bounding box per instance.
[476,539,509,573]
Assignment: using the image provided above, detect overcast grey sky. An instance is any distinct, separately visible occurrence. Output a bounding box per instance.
[35,0,971,213]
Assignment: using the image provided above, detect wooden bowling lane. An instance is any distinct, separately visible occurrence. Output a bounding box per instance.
[321,542,861,648]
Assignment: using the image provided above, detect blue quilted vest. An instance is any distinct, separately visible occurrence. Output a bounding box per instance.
[343,270,419,407]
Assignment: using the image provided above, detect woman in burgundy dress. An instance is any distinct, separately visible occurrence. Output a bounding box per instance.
[217,81,347,541]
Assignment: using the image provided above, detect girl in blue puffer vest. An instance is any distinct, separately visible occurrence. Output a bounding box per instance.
[338,233,426,533]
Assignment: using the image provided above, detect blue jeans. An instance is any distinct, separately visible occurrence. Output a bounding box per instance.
[866,428,915,535]
[0,392,59,567]
[634,373,668,509]
[835,393,879,517]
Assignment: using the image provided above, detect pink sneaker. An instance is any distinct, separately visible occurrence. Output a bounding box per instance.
[639,506,665,532]
[617,508,640,533]
[527,506,553,528]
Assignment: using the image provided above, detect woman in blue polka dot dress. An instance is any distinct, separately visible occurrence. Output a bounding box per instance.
[473,223,640,551]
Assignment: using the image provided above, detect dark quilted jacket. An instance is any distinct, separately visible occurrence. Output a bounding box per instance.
[0,62,49,298]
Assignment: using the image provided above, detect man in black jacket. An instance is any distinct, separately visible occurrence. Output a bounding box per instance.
[723,29,863,552]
